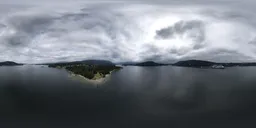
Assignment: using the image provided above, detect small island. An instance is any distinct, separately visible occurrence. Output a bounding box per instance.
[47,60,122,84]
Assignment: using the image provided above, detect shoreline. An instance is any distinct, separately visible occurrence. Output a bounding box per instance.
[66,69,114,85]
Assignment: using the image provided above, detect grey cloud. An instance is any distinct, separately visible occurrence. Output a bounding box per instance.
[8,15,53,35]
[0,1,256,63]
[6,34,29,46]
[3,14,54,48]
[155,20,206,53]
[0,24,6,29]
[155,20,204,40]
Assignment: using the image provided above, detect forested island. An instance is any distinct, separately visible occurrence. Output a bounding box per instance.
[47,60,122,81]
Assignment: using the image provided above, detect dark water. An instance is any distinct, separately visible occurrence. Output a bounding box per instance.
[1,65,256,128]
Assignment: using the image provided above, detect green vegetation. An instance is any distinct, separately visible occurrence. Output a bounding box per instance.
[93,72,104,80]
[48,64,122,80]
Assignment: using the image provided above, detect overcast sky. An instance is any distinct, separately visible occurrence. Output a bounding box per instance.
[0,0,256,63]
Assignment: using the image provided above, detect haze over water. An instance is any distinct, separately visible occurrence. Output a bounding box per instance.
[1,65,256,127]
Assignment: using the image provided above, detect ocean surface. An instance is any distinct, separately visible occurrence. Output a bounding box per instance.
[1,65,256,128]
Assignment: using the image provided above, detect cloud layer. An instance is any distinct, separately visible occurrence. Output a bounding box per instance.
[0,1,256,63]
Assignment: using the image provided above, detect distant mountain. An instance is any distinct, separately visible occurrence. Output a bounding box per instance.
[173,60,215,67]
[46,60,115,66]
[77,60,114,66]
[123,61,167,66]
[173,60,256,68]
[0,61,23,66]
[117,61,137,65]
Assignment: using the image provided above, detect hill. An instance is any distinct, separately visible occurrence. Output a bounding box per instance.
[0,61,23,66]
[173,60,215,67]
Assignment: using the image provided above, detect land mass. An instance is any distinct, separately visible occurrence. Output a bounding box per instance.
[122,61,168,66]
[47,60,122,82]
[173,60,256,69]
[0,61,23,66]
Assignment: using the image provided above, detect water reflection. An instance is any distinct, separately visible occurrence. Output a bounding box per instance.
[1,65,256,127]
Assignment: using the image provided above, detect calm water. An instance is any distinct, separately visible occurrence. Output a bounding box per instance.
[1,65,256,128]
